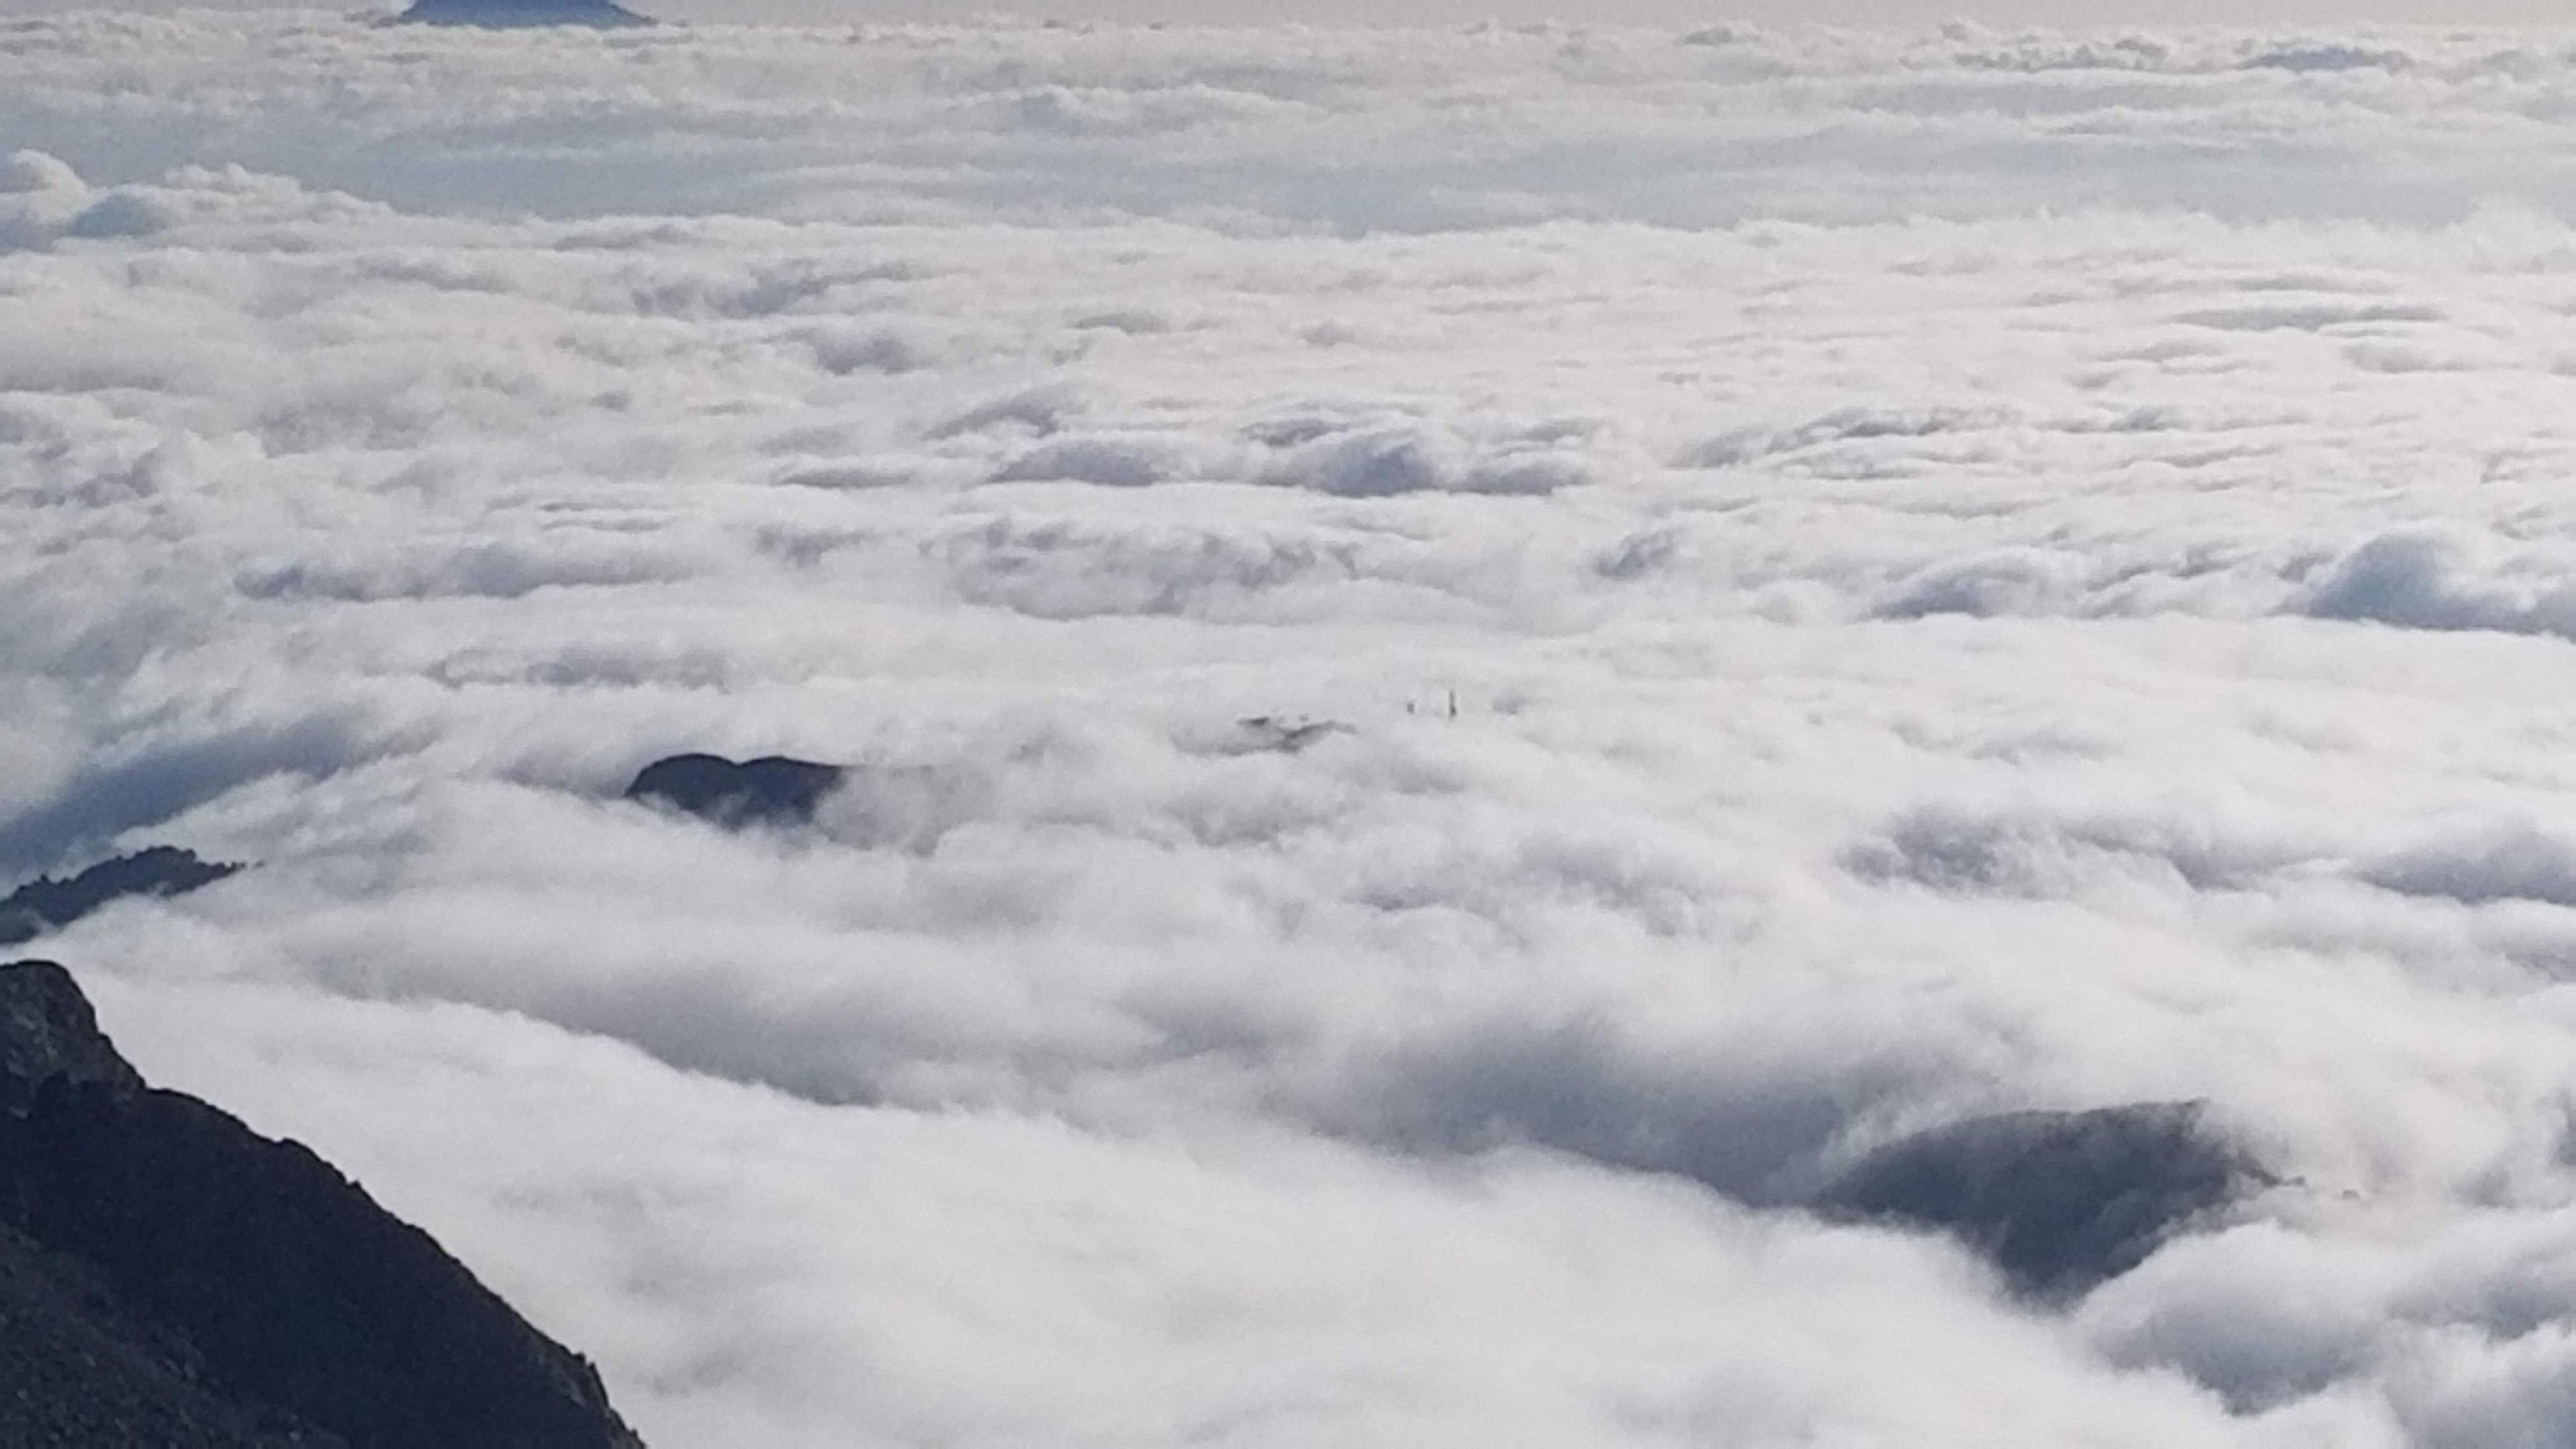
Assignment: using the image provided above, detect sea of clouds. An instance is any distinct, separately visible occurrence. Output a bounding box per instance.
[13,10,2576,1444]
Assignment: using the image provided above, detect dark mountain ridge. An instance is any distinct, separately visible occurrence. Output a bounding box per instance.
[0,845,241,948]
[0,959,645,1448]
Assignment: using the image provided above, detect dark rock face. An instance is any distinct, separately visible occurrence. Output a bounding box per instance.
[0,845,242,947]
[0,1217,343,1448]
[0,959,646,1449]
[1816,1102,2262,1298]
[625,753,845,829]
[0,961,144,1116]
[394,0,651,28]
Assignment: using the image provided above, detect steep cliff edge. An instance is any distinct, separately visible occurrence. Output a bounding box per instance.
[0,960,645,1448]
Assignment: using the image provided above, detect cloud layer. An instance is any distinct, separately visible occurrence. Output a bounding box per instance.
[12,12,2576,1446]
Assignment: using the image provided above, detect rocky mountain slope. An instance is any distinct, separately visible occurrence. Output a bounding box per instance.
[0,959,644,1448]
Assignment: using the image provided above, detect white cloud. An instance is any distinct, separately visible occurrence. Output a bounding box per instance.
[12,12,2576,1444]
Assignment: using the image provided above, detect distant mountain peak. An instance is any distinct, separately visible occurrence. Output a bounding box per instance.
[393,0,653,30]
[625,752,846,830]
[0,846,244,949]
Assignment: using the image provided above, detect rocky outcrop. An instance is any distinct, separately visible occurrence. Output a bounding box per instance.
[1815,1101,2265,1298]
[0,959,645,1448]
[625,753,845,829]
[0,846,241,947]
[0,960,143,1116]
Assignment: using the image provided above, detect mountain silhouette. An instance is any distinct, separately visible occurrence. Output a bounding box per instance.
[0,959,647,1448]
[625,753,846,830]
[0,846,243,948]
[1816,1101,2266,1298]
[394,0,652,29]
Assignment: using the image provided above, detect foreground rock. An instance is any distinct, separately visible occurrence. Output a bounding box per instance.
[0,960,645,1449]
[625,753,845,829]
[0,961,142,1116]
[394,0,651,26]
[0,846,242,947]
[1816,1101,2264,1298]
[0,1214,337,1447]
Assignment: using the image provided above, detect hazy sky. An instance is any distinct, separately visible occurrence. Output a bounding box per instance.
[2,0,2571,28]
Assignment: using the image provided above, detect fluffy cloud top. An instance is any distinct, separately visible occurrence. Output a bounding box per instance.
[11,12,2576,1446]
